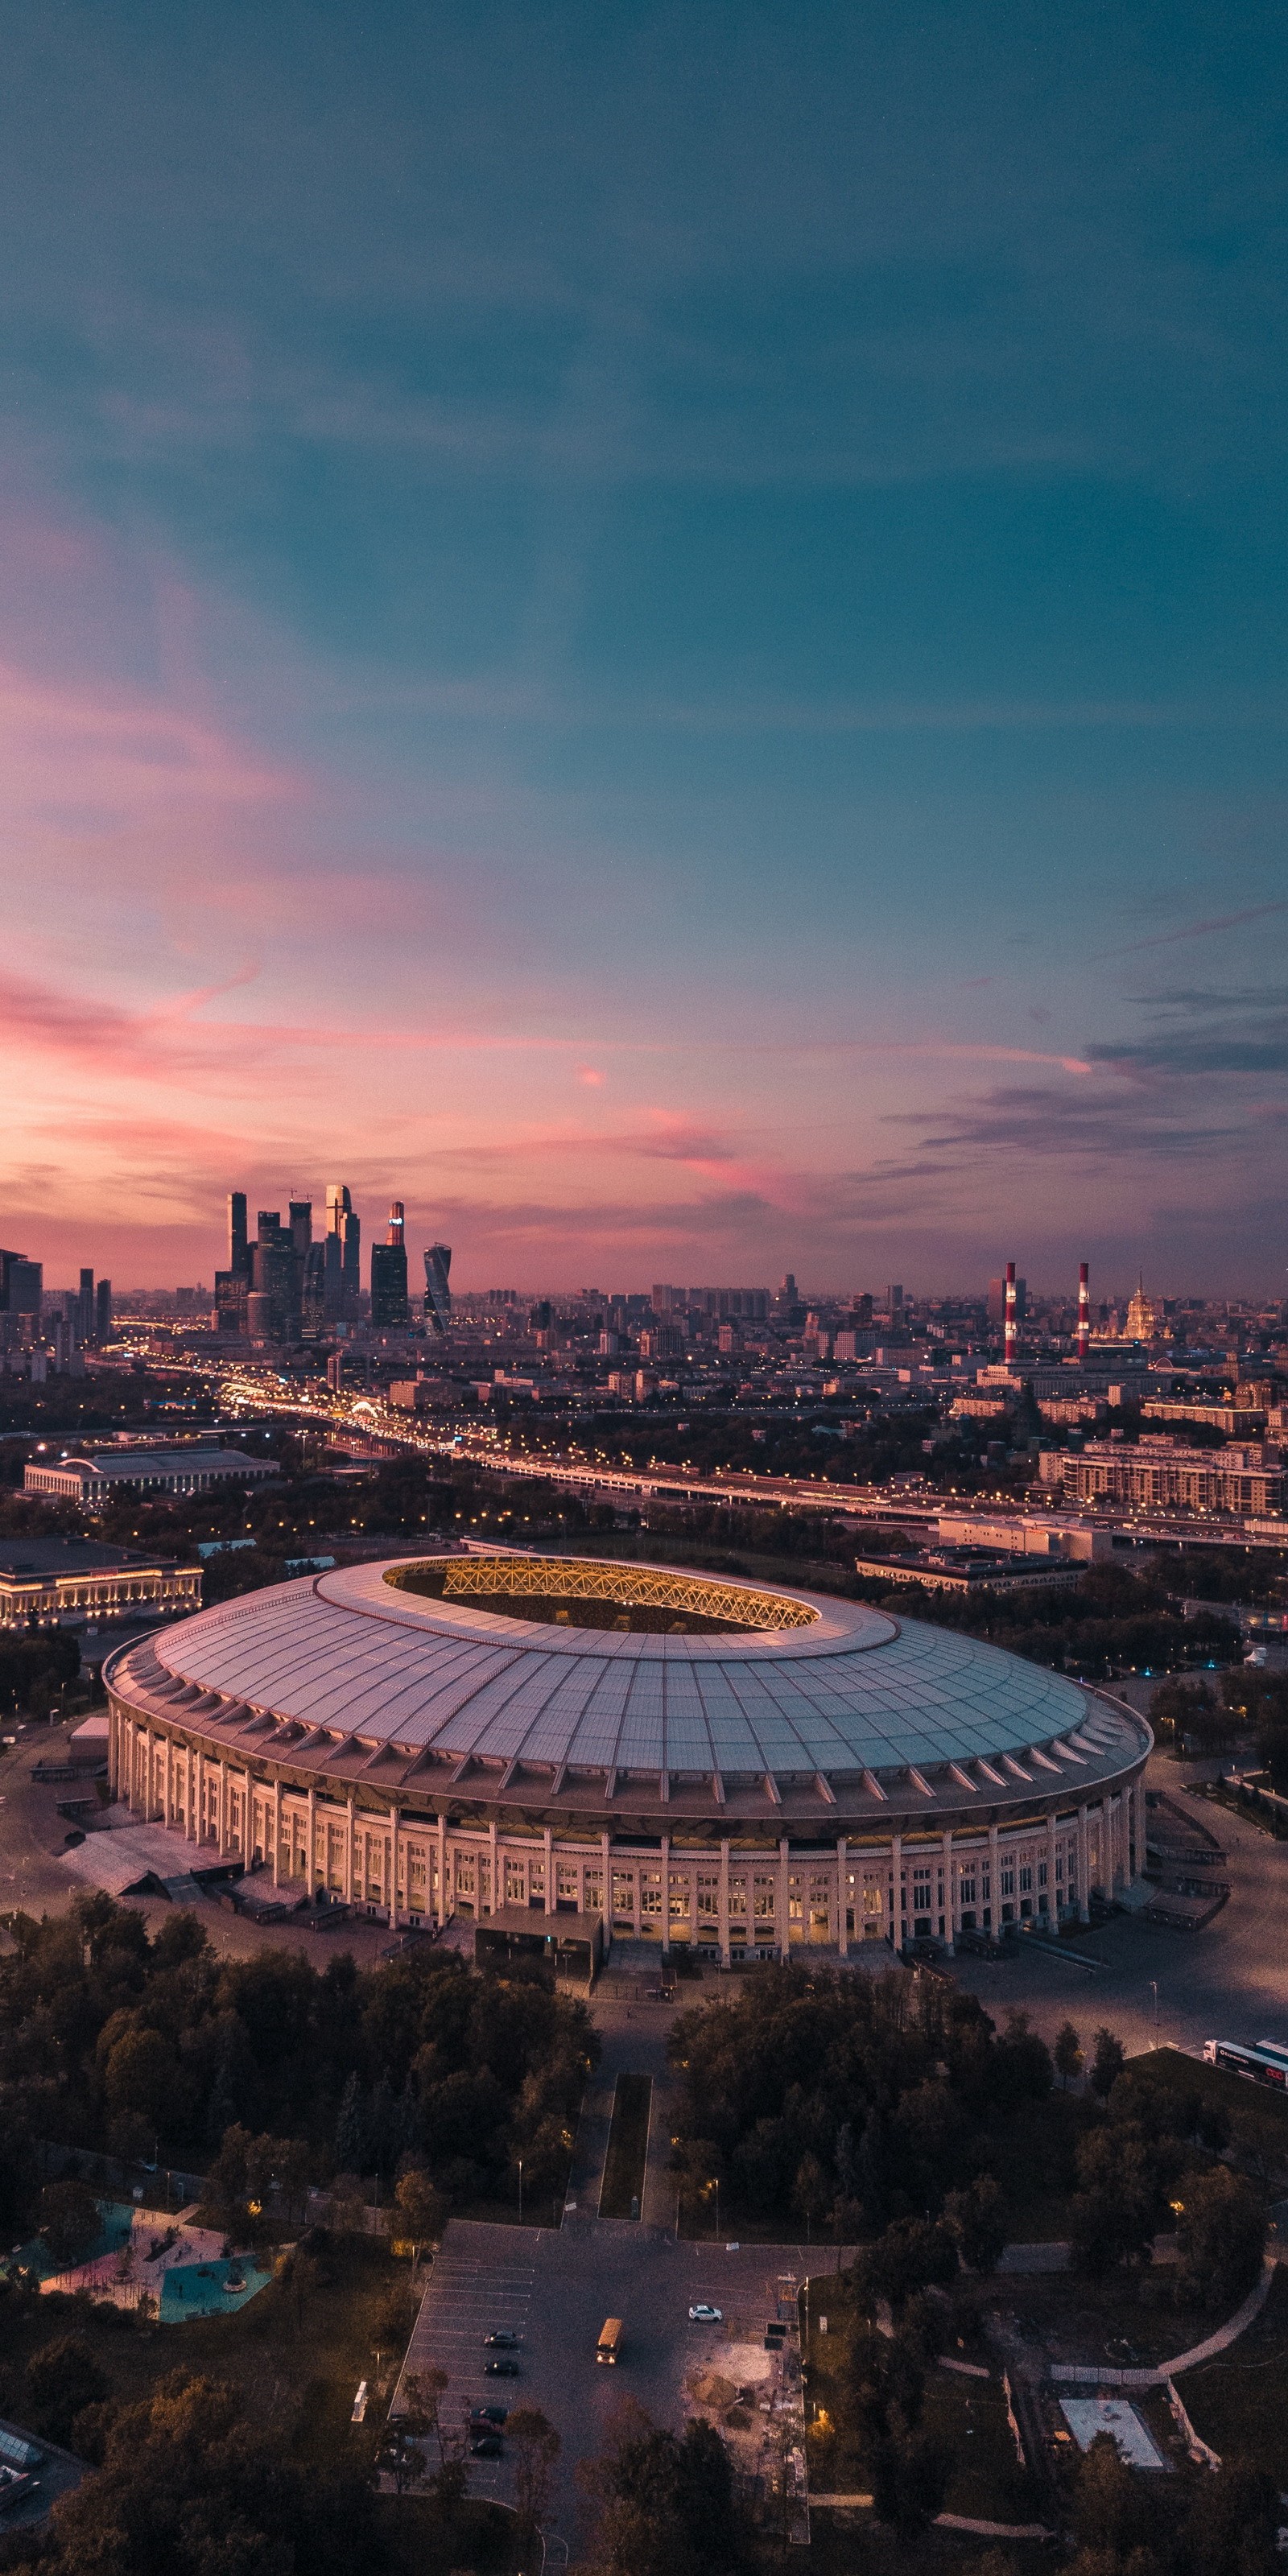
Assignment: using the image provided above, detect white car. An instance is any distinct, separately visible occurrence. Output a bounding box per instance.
[688,2303,723,2323]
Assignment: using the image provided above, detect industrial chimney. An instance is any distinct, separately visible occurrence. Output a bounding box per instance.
[1004,1261,1018,1368]
[1076,1261,1091,1361]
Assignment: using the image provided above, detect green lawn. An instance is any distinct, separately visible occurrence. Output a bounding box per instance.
[1120,2046,1288,2182]
[1174,2264,1288,2483]
[599,2072,652,2219]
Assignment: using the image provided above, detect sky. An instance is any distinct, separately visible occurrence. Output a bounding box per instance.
[1,1,1286,1296]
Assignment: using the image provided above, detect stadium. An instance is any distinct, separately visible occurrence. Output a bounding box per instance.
[104,1553,1150,1962]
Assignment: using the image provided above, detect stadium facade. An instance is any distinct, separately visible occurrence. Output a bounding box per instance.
[103,1554,1150,1960]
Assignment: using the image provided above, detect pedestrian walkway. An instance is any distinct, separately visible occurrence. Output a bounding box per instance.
[1050,2256,1275,2388]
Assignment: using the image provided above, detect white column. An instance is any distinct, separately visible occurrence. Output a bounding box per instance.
[778,1835,791,1961]
[272,1781,282,1889]
[217,1760,228,1856]
[543,1824,555,1916]
[1133,1775,1147,1885]
[987,1821,1001,1937]
[1046,1810,1059,1922]
[1076,1802,1090,1922]
[941,1828,953,1955]
[660,1832,671,1955]
[489,1818,498,1916]
[837,1835,848,1959]
[192,1748,202,1844]
[345,1799,355,1905]
[890,1832,903,1955]
[164,1734,173,1827]
[601,1828,612,1958]
[436,1814,448,1926]
[389,1809,399,1929]
[719,1838,731,1968]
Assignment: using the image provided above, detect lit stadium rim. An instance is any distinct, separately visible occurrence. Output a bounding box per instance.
[104,1554,1151,1959]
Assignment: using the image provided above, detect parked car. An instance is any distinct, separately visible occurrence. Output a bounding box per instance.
[484,2358,520,2377]
[469,2405,508,2429]
[470,2433,504,2458]
[483,2330,520,2348]
[688,2304,723,2323]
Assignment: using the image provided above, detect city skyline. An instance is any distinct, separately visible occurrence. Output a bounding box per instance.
[0,6,1285,1290]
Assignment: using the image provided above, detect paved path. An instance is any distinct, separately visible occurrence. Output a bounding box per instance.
[1050,2255,1277,2388]
[950,1749,1288,2062]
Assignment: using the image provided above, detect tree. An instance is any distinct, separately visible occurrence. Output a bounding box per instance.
[791,2152,832,2236]
[507,2405,561,2544]
[1088,2027,1126,2099]
[38,2179,101,2269]
[403,2368,450,2467]
[335,2070,369,2175]
[870,2423,952,2540]
[394,2165,445,2273]
[29,2368,379,2576]
[1054,2022,1084,2090]
[378,2412,430,2496]
[1073,2430,1154,2559]
[1173,2167,1266,2313]
[275,2246,320,2332]
[944,2175,1006,2275]
[24,2336,108,2446]
[1068,2124,1160,2276]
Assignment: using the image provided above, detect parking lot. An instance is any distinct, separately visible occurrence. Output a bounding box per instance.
[392,2218,828,2552]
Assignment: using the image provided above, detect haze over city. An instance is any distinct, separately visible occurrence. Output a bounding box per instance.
[0,3,1285,1292]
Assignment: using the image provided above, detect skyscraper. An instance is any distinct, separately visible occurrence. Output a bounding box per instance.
[326,1183,361,1319]
[78,1268,95,1346]
[228,1191,250,1280]
[371,1202,410,1328]
[96,1278,113,1342]
[423,1242,452,1333]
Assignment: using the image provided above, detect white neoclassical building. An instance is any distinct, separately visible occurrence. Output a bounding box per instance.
[103,1554,1150,1963]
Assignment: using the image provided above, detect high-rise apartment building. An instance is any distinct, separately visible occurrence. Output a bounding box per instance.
[371,1202,410,1328]
[95,1279,113,1342]
[424,1242,452,1333]
[77,1268,96,1346]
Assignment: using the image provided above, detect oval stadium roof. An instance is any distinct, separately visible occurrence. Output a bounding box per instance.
[133,1554,1111,1802]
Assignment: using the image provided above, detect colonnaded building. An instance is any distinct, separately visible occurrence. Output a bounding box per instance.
[103,1554,1150,1962]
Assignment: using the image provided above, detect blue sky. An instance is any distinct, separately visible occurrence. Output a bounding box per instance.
[0,0,1285,1290]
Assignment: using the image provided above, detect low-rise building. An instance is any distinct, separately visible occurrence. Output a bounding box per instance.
[0,1539,200,1628]
[24,1447,278,1507]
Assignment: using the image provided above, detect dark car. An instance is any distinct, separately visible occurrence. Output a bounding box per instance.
[470,2406,508,2429]
[470,2433,503,2458]
[483,2331,520,2349]
[484,2357,520,2377]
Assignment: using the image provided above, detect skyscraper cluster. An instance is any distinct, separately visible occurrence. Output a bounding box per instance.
[216,1187,450,1341]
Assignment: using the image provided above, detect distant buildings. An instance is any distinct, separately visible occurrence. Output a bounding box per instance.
[25,1446,279,1508]
[370,1203,410,1328]
[0,1538,200,1629]
[1041,1435,1284,1517]
[423,1242,452,1333]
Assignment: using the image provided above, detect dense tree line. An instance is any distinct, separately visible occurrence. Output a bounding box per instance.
[0,1895,597,2225]
[668,1969,1265,2309]
[0,1629,81,1718]
[852,1558,1240,1679]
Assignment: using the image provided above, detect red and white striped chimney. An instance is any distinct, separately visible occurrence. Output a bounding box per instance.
[1004,1261,1018,1368]
[1076,1261,1091,1361]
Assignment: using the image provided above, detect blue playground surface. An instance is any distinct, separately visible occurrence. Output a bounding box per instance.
[159,2258,274,2320]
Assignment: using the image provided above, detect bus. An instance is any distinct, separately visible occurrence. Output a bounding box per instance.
[597,2317,623,2365]
[1203,2040,1288,2089]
